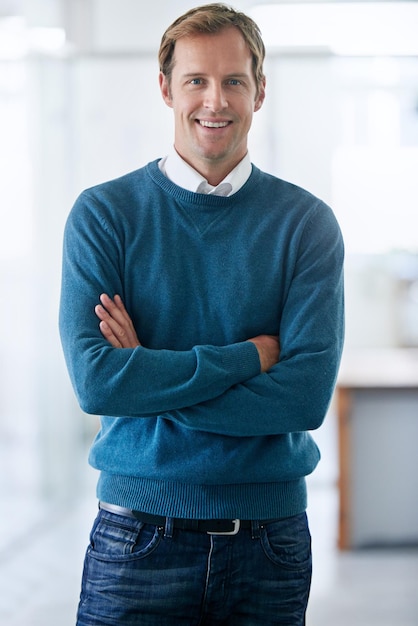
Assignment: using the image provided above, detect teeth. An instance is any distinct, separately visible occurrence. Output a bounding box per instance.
[199,120,229,128]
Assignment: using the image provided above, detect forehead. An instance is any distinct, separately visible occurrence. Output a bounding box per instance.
[172,27,253,75]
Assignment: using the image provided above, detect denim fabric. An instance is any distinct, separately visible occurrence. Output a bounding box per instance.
[76,509,311,626]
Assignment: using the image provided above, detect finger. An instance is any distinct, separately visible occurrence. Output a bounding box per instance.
[99,320,123,348]
[99,293,129,324]
[95,303,125,337]
[95,298,141,348]
[113,294,126,311]
[100,295,136,338]
[95,303,124,332]
[95,303,109,322]
[96,304,129,341]
[103,293,126,314]
[95,305,123,341]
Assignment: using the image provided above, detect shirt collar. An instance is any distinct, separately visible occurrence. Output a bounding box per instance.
[159,148,251,196]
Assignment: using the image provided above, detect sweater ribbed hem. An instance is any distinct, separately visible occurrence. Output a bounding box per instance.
[96,473,307,520]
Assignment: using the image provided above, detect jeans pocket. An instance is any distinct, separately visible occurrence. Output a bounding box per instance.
[260,512,312,571]
[88,510,163,562]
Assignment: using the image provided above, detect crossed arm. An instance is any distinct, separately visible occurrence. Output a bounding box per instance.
[95,293,280,373]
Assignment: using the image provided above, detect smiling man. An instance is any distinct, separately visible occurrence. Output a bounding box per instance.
[59,4,344,625]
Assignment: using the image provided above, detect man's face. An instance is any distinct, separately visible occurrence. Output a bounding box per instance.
[159,26,265,185]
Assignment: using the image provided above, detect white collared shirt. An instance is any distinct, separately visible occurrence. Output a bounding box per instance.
[158,148,251,196]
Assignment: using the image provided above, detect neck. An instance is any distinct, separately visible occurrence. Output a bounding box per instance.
[174,149,245,187]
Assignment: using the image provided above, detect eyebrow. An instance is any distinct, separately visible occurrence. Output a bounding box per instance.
[181,72,251,80]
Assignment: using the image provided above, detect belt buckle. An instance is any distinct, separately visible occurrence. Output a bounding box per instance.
[207,519,241,536]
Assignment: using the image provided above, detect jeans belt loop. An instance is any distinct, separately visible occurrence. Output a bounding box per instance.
[251,519,261,539]
[164,516,174,539]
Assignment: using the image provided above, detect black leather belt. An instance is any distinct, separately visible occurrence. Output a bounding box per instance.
[99,501,274,536]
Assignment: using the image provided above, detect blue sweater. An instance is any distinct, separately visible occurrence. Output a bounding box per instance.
[59,159,344,520]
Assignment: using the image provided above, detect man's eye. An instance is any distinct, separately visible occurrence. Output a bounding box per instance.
[190,78,202,85]
[228,79,241,86]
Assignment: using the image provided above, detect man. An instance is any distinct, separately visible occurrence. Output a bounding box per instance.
[59,3,344,625]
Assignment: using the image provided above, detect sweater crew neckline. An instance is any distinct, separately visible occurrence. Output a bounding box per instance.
[146,159,258,205]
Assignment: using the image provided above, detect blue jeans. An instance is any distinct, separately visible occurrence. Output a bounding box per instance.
[76,509,311,625]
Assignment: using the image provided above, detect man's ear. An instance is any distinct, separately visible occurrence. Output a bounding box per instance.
[159,72,173,108]
[254,77,266,112]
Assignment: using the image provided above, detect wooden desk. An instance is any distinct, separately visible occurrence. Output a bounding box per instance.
[337,349,418,549]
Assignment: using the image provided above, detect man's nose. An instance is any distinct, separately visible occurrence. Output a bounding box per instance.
[203,84,228,112]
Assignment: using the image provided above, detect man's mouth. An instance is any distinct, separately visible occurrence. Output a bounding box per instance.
[198,120,230,128]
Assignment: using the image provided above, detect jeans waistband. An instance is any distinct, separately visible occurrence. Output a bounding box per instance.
[99,501,277,536]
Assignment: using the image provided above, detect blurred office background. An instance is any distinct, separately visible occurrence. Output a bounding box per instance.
[0,0,417,624]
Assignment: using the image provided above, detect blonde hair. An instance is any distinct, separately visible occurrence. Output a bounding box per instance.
[158,3,265,95]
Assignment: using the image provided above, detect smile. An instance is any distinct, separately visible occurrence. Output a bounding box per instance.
[199,120,230,128]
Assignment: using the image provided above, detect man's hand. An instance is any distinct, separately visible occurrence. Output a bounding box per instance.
[95,293,141,349]
[248,334,280,373]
